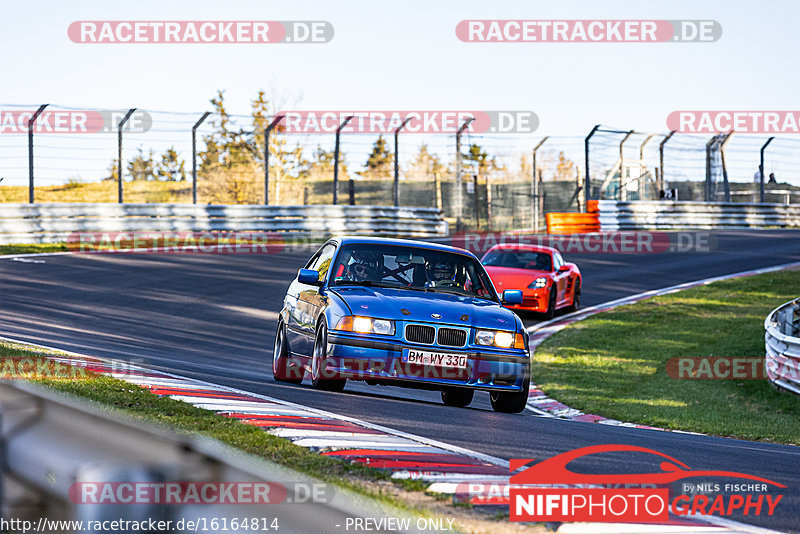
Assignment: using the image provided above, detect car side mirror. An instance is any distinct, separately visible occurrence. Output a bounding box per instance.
[502,289,523,305]
[558,265,569,273]
[297,268,321,285]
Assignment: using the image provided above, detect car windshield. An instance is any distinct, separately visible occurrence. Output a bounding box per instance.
[331,243,498,301]
[482,249,553,271]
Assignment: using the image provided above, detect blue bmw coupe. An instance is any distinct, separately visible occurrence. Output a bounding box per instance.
[273,236,531,413]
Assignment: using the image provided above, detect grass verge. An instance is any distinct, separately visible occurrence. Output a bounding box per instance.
[0,341,541,533]
[534,269,800,444]
[0,243,68,255]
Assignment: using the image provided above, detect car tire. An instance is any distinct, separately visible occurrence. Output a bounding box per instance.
[566,280,581,313]
[542,287,557,320]
[441,387,474,408]
[311,321,346,392]
[272,321,304,384]
[490,376,529,414]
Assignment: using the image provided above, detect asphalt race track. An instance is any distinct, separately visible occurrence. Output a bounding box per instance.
[3,229,800,531]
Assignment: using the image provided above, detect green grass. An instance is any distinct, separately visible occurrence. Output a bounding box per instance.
[0,243,68,255]
[534,269,800,444]
[0,342,434,507]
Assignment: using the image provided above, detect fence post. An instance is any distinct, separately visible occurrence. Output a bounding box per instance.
[639,134,654,200]
[191,111,211,205]
[618,130,634,201]
[720,132,734,202]
[584,125,600,211]
[532,137,549,232]
[393,118,412,207]
[538,169,544,226]
[486,173,493,232]
[704,135,721,201]
[454,117,474,230]
[348,178,355,205]
[27,104,48,204]
[434,170,442,210]
[473,174,480,230]
[264,114,285,205]
[117,108,137,204]
[333,116,354,205]
[658,130,676,195]
[760,137,775,203]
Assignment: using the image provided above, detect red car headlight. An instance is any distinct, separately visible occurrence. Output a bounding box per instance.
[528,277,548,289]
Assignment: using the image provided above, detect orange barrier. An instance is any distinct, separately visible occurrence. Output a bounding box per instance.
[587,200,599,213]
[545,212,600,234]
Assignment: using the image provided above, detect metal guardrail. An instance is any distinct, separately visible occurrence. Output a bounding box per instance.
[764,299,800,395]
[0,381,413,532]
[0,203,449,244]
[596,200,800,230]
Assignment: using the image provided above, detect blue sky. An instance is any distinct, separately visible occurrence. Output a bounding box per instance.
[1,0,799,185]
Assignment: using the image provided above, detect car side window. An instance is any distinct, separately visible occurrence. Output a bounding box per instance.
[553,252,564,271]
[311,244,336,283]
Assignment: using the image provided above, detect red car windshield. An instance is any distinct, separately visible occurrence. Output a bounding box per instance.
[332,244,498,301]
[482,250,553,271]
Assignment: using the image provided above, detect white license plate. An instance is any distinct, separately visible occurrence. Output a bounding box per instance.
[402,349,468,369]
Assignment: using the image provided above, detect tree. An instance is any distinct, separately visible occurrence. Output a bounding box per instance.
[198,89,307,204]
[250,90,306,184]
[300,145,349,180]
[362,136,393,178]
[405,143,444,180]
[552,151,576,181]
[519,153,531,179]
[156,147,186,181]
[126,148,156,181]
[199,90,250,170]
[105,160,119,182]
[464,143,500,177]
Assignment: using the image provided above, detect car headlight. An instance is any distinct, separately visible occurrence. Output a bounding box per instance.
[528,277,548,289]
[476,329,526,349]
[335,316,395,335]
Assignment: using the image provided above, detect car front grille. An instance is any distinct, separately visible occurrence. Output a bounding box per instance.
[405,324,435,344]
[437,327,467,347]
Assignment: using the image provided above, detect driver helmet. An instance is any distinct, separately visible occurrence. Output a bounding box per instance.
[426,257,456,284]
[348,250,383,282]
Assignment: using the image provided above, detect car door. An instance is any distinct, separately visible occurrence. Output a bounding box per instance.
[552,251,570,306]
[288,243,337,357]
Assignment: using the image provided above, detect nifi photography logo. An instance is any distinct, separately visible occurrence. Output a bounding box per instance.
[508,445,784,523]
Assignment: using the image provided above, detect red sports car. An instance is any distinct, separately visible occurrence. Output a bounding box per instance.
[481,244,581,319]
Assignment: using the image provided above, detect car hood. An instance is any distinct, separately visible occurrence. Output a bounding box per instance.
[329,286,520,330]
[484,266,550,290]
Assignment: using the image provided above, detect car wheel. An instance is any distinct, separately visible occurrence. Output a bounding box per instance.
[311,321,346,392]
[272,321,304,384]
[566,280,581,313]
[440,387,474,407]
[542,287,557,320]
[490,377,530,414]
